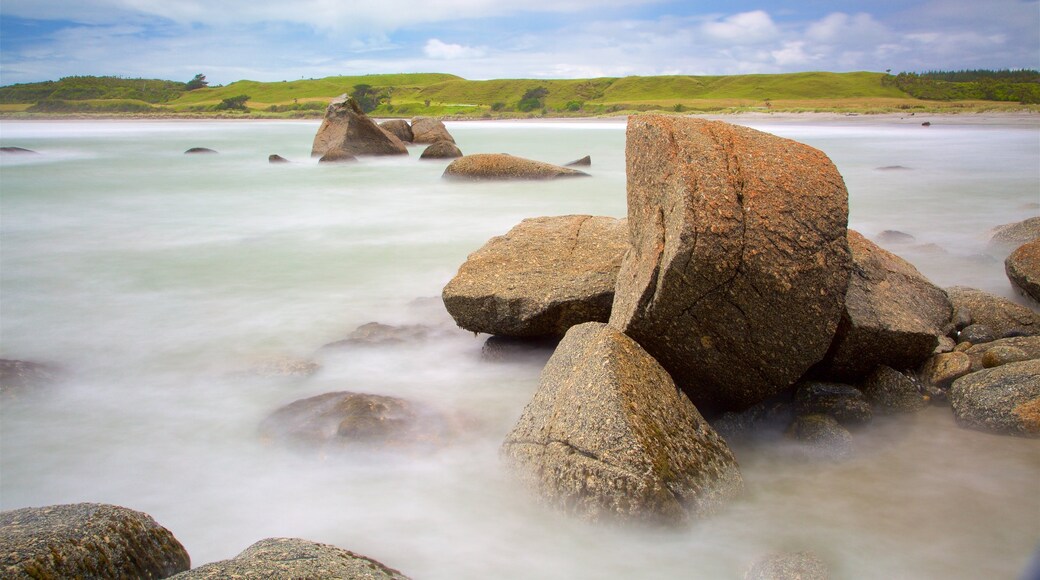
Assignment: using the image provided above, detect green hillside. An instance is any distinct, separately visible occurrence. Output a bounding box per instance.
[2,70,1037,117]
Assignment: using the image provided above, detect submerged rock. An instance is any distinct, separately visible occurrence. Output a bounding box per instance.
[787,414,854,461]
[875,230,916,244]
[268,154,290,164]
[184,147,217,154]
[410,117,455,144]
[311,95,408,158]
[170,538,410,579]
[946,286,1040,338]
[379,119,413,143]
[744,551,831,580]
[988,217,1040,248]
[321,322,440,349]
[443,154,589,180]
[443,215,628,337]
[949,359,1040,437]
[861,365,928,413]
[609,116,851,413]
[794,381,873,425]
[419,140,463,160]
[1006,239,1040,303]
[259,391,457,450]
[564,155,591,167]
[0,503,190,579]
[318,149,358,164]
[502,323,743,525]
[821,230,952,379]
[0,147,38,155]
[0,358,59,398]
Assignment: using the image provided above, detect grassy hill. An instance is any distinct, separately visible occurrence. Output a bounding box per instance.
[2,71,1037,117]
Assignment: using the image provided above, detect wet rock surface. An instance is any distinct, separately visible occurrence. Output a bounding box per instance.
[949,359,1040,437]
[788,414,854,461]
[609,116,851,413]
[0,358,59,398]
[419,140,463,160]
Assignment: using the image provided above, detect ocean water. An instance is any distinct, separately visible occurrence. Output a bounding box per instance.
[1,117,1038,579]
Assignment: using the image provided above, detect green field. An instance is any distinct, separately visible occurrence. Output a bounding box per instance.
[2,71,1037,118]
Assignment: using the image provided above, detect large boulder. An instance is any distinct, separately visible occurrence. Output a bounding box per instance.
[410,117,455,144]
[1006,239,1040,302]
[0,503,190,578]
[443,154,588,180]
[609,116,852,413]
[170,538,410,579]
[259,391,457,450]
[379,119,413,143]
[443,215,628,337]
[946,286,1040,338]
[949,359,1040,437]
[501,323,743,524]
[820,230,953,378]
[310,95,408,158]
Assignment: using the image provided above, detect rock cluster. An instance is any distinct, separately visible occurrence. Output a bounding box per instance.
[310,95,408,158]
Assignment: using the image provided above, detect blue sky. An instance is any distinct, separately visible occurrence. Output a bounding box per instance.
[1,0,1037,85]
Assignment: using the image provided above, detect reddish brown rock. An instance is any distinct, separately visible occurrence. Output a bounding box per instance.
[419,141,463,160]
[443,154,588,180]
[1006,239,1040,303]
[410,117,455,144]
[609,116,851,412]
[310,96,407,158]
[379,119,413,143]
[820,230,953,378]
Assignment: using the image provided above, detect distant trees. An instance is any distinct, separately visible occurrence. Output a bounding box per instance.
[351,84,386,112]
[215,94,250,110]
[517,86,548,112]
[884,69,1040,103]
[185,74,208,91]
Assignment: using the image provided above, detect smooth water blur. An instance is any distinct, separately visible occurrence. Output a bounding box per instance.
[1,118,1038,579]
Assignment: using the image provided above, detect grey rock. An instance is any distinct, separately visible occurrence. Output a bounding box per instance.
[787,414,854,461]
[609,116,851,413]
[419,140,463,160]
[0,503,190,579]
[184,147,217,154]
[502,323,743,524]
[712,399,796,442]
[379,119,413,143]
[443,215,628,337]
[1006,239,1040,302]
[443,153,589,180]
[861,365,927,413]
[170,538,409,579]
[745,551,831,580]
[946,286,1040,338]
[410,117,455,144]
[0,147,38,155]
[311,95,408,158]
[821,230,952,379]
[949,359,1040,437]
[795,381,873,425]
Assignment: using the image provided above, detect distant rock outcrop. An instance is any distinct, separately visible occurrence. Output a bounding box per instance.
[609,116,851,413]
[410,117,455,144]
[443,154,589,180]
[0,503,190,579]
[311,95,408,158]
[443,215,628,337]
[170,538,410,579]
[502,323,743,524]
[1006,239,1040,302]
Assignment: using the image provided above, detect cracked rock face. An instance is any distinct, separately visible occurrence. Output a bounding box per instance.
[443,215,628,337]
[610,116,851,413]
[820,230,952,379]
[310,95,408,158]
[170,538,410,579]
[501,322,743,524]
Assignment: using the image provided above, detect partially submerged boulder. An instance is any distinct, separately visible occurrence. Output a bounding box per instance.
[318,149,358,164]
[170,538,410,579]
[861,365,928,413]
[949,359,1040,437]
[609,116,851,413]
[379,119,413,143]
[744,551,831,580]
[321,322,440,349]
[259,391,457,450]
[184,147,217,154]
[268,154,290,164]
[420,141,463,160]
[1006,239,1040,302]
[946,286,1040,338]
[820,230,952,379]
[0,358,59,398]
[443,154,589,180]
[443,215,628,337]
[311,95,408,158]
[565,155,591,167]
[0,503,190,579]
[989,217,1040,248]
[0,147,38,155]
[502,323,743,524]
[787,414,854,461]
[410,117,455,144]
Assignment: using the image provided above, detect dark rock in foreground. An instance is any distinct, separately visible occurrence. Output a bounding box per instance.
[744,551,831,580]
[609,116,851,413]
[184,147,217,154]
[170,538,409,579]
[502,323,743,524]
[443,215,628,337]
[821,230,952,379]
[795,381,872,425]
[311,95,408,158]
[946,286,1040,338]
[949,359,1040,437]
[0,503,190,579]
[259,391,458,450]
[443,154,589,180]
[420,140,463,160]
[1006,239,1040,303]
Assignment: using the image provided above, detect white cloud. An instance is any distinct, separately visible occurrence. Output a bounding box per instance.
[423,39,484,59]
[701,11,779,44]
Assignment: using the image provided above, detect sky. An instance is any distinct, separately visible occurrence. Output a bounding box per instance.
[1,0,1038,85]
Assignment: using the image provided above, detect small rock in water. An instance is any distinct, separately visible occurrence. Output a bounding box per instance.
[787,414,854,461]
[0,358,60,398]
[959,324,996,345]
[795,381,873,425]
[268,154,290,163]
[564,155,591,167]
[875,229,916,244]
[988,217,1040,248]
[184,147,217,154]
[0,146,39,155]
[419,140,463,160]
[744,550,831,580]
[318,149,357,164]
[243,356,320,378]
[875,165,911,171]
[379,119,414,143]
[1005,239,1040,303]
